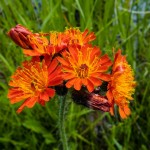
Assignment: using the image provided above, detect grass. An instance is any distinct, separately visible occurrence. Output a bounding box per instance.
[0,0,150,149]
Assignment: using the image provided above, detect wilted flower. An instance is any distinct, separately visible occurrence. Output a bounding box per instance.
[72,88,110,112]
[7,24,32,49]
[8,24,51,56]
[57,45,112,92]
[7,56,63,113]
[106,50,136,119]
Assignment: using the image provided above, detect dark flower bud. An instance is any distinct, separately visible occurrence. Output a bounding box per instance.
[55,82,68,96]
[71,89,111,112]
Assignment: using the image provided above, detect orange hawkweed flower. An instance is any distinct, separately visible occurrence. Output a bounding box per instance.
[64,28,96,46]
[48,32,68,55]
[57,45,112,92]
[106,50,136,119]
[23,34,50,56]
[48,28,96,55]
[7,56,62,113]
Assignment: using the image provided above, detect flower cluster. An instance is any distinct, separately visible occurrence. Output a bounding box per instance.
[7,24,136,119]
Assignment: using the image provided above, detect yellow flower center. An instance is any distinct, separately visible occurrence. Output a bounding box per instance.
[77,64,89,78]
[28,35,48,53]
[15,62,48,96]
[68,48,100,79]
[50,32,58,46]
[65,29,83,45]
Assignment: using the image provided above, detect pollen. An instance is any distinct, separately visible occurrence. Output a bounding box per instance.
[50,32,59,46]
[77,64,89,78]
[113,63,136,102]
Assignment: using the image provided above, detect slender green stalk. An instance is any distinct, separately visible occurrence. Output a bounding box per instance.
[58,96,69,150]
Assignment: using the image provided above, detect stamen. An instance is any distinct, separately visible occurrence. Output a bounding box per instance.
[77,64,89,78]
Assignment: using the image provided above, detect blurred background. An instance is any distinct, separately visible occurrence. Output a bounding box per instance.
[0,0,150,149]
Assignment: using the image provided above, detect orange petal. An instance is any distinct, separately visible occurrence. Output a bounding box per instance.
[23,49,40,56]
[63,73,75,80]
[82,29,88,37]
[68,46,78,62]
[48,66,62,79]
[83,31,96,42]
[8,89,23,99]
[48,76,63,86]
[124,105,131,116]
[48,58,58,74]
[57,56,70,66]
[66,78,76,88]
[88,76,102,86]
[90,47,101,63]
[63,65,74,71]
[46,88,55,98]
[8,89,31,104]
[17,97,37,113]
[10,94,31,104]
[110,105,114,116]
[82,78,87,86]
[98,54,110,65]
[102,60,112,68]
[38,99,46,106]
[86,79,94,92]
[106,90,113,104]
[114,49,122,62]
[40,91,49,101]
[119,107,127,119]
[98,65,111,72]
[74,78,82,91]
[98,73,111,81]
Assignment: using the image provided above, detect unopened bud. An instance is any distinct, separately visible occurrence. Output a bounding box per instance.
[7,24,32,49]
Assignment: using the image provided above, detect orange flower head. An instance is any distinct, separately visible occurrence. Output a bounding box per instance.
[57,45,112,92]
[7,56,63,113]
[48,31,68,55]
[64,28,96,46]
[48,28,96,55]
[23,34,50,56]
[7,24,32,49]
[106,50,136,119]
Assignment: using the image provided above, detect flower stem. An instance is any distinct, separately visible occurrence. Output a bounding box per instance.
[58,95,69,150]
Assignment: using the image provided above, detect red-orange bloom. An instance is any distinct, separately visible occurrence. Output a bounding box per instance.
[48,28,96,55]
[64,28,96,46]
[57,45,112,92]
[23,34,50,56]
[106,50,136,119]
[7,56,63,113]
[48,31,68,55]
[8,24,50,56]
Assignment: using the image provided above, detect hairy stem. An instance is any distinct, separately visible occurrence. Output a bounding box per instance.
[58,96,69,150]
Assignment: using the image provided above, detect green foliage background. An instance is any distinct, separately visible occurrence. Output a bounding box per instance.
[0,0,150,149]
